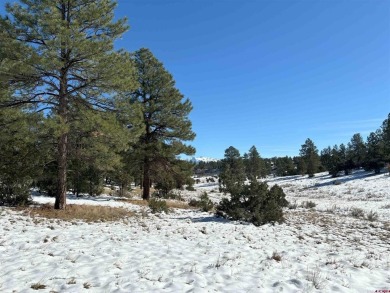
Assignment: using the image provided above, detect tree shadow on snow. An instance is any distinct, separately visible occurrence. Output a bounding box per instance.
[66,194,113,202]
[174,215,232,224]
[308,170,385,188]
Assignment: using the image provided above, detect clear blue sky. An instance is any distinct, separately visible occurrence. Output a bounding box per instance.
[2,0,390,159]
[113,0,389,159]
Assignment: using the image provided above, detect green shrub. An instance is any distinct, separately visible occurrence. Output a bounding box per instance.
[216,181,288,226]
[188,192,214,212]
[154,191,184,201]
[186,185,196,191]
[0,181,32,206]
[148,198,169,214]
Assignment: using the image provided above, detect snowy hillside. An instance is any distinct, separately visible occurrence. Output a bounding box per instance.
[191,156,219,163]
[1,170,390,292]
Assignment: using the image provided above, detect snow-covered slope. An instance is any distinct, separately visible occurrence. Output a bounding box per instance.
[1,170,389,292]
[191,156,219,163]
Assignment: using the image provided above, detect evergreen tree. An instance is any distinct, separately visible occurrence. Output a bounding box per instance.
[67,107,136,196]
[0,89,45,205]
[296,157,307,176]
[128,48,195,200]
[346,133,366,169]
[320,146,332,172]
[364,130,385,174]
[219,146,246,195]
[338,143,354,175]
[244,146,265,180]
[0,0,138,209]
[217,147,288,226]
[272,156,296,176]
[299,138,320,177]
[154,159,195,196]
[329,145,342,177]
[380,113,390,165]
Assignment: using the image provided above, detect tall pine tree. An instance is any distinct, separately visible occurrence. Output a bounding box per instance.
[380,113,390,166]
[299,138,320,177]
[128,48,195,200]
[347,133,366,169]
[0,0,138,209]
[0,88,45,205]
[219,146,246,195]
[365,130,385,174]
[244,146,265,180]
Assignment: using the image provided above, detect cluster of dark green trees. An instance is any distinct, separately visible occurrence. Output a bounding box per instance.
[272,115,390,178]
[213,114,390,224]
[217,146,288,226]
[320,118,390,176]
[0,0,195,208]
[198,113,390,180]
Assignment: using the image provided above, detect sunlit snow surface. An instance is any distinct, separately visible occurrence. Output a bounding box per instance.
[1,170,390,292]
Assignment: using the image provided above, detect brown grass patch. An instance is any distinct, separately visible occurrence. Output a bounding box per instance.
[165,200,193,210]
[117,199,149,206]
[285,210,337,227]
[31,283,46,290]
[127,187,156,198]
[117,198,193,210]
[18,204,134,222]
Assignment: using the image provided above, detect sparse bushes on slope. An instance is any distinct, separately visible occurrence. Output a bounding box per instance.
[301,201,316,209]
[216,181,288,226]
[366,210,378,221]
[149,198,169,214]
[189,192,214,212]
[350,208,364,218]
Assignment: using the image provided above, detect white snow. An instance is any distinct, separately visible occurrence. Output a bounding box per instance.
[191,156,219,163]
[1,170,390,292]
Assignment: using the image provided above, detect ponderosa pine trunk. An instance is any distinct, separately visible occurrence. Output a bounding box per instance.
[54,3,70,210]
[55,131,68,209]
[142,159,150,200]
[55,87,68,209]
[54,76,68,209]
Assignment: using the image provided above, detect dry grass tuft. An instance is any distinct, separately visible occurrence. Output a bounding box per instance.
[67,277,76,285]
[118,198,193,210]
[165,200,193,210]
[31,283,46,290]
[271,251,282,262]
[307,269,324,289]
[19,204,134,222]
[118,199,149,206]
[350,208,365,219]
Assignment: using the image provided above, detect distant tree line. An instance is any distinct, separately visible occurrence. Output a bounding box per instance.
[274,114,390,178]
[213,115,389,226]
[194,113,390,179]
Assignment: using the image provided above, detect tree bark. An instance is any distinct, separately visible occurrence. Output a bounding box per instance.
[54,2,69,210]
[142,159,150,200]
[54,73,68,209]
[55,131,68,209]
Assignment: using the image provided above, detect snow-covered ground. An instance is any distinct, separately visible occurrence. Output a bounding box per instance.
[1,170,390,292]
